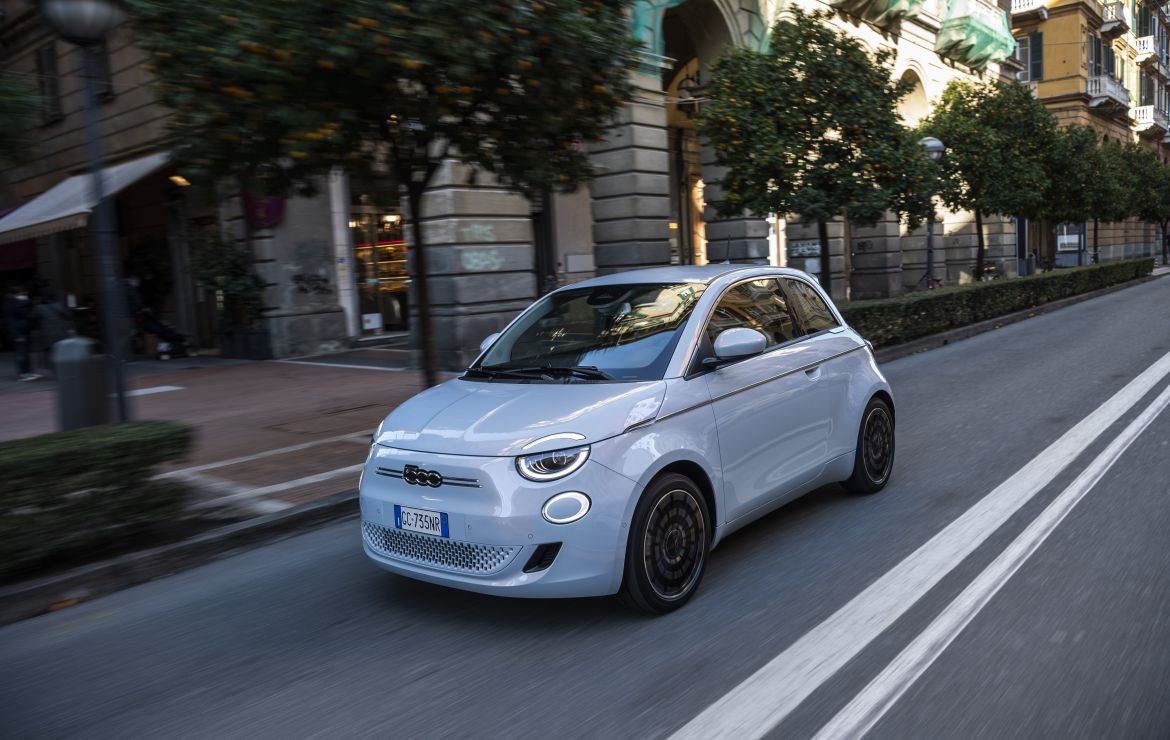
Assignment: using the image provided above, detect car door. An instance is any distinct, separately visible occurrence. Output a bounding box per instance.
[781,277,867,462]
[701,277,834,522]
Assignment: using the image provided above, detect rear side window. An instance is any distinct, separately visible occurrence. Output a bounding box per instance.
[783,278,840,334]
[706,278,798,348]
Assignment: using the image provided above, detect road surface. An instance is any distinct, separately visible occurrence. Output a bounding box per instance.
[2,277,1168,739]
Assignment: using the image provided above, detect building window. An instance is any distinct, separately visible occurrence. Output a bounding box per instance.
[1015,32,1043,82]
[35,43,63,124]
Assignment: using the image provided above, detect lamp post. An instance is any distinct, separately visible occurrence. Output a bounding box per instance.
[40,0,129,422]
[918,136,945,289]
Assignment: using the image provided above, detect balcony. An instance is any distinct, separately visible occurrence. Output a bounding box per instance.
[1010,0,1048,19]
[1088,75,1130,112]
[1100,2,1129,37]
[1131,104,1170,135]
[829,0,927,29]
[1136,35,1157,63]
[936,0,1017,70]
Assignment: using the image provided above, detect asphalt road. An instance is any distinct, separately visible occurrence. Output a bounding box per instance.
[2,277,1169,740]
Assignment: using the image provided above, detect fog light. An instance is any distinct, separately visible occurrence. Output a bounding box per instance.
[541,492,591,524]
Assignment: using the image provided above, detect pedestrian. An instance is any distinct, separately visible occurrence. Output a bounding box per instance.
[3,285,39,381]
[33,288,74,375]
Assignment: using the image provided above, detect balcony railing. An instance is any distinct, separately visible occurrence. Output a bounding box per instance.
[1136,36,1157,62]
[829,0,927,28]
[1101,2,1129,36]
[936,0,1017,70]
[1088,75,1130,108]
[1010,0,1047,16]
[1132,104,1170,133]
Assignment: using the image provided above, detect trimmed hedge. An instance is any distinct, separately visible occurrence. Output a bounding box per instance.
[840,258,1155,348]
[0,421,194,580]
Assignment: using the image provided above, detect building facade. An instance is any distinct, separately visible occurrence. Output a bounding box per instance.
[8,0,1154,372]
[1010,0,1170,265]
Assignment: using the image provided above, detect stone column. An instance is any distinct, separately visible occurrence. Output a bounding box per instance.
[588,66,673,273]
[700,145,771,264]
[248,189,348,358]
[409,158,537,370]
[783,218,850,300]
[849,213,904,299]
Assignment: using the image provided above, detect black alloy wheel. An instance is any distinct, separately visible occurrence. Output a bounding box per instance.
[619,473,710,614]
[844,397,895,494]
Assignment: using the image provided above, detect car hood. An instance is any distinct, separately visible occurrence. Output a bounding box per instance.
[375,378,667,457]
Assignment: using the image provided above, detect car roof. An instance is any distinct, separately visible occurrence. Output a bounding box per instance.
[568,264,810,290]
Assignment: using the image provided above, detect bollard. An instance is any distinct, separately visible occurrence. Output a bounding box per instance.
[51,336,110,430]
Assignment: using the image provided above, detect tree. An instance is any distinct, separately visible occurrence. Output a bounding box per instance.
[129,0,638,386]
[0,71,41,166]
[921,80,1055,279]
[1041,124,1097,264]
[1127,145,1170,265]
[1085,140,1135,264]
[697,8,915,294]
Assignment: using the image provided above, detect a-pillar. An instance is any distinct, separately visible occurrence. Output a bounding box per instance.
[589,64,673,273]
[408,158,537,370]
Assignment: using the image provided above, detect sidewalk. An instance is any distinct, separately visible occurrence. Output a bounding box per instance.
[1,351,442,516]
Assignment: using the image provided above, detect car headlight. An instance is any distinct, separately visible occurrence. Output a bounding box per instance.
[516,445,590,481]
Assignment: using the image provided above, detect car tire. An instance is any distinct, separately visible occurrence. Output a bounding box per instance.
[618,473,711,614]
[843,396,895,495]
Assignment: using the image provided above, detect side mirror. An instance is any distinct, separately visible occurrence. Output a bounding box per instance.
[708,327,767,366]
[479,332,501,353]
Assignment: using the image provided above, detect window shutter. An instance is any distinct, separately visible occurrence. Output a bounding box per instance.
[1030,32,1044,81]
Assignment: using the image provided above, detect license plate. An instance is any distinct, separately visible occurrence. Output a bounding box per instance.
[394,504,449,538]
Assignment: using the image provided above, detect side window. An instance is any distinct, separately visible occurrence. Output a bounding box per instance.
[783,279,840,334]
[705,279,797,348]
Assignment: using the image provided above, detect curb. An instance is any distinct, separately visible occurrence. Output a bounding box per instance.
[871,273,1163,364]
[0,489,358,627]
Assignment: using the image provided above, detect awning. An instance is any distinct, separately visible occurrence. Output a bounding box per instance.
[0,152,170,246]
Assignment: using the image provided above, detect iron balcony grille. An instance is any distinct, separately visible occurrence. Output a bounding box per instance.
[363,521,519,575]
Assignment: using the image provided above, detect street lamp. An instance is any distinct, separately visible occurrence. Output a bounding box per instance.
[39,0,129,422]
[918,136,945,289]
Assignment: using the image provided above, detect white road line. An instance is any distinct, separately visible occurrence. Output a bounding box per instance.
[813,381,1170,740]
[160,431,371,477]
[274,359,410,372]
[124,385,183,397]
[670,349,1170,740]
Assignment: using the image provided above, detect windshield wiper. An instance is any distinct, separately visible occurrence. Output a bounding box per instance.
[476,364,615,381]
[463,366,544,381]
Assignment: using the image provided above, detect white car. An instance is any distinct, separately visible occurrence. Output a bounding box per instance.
[360,265,894,612]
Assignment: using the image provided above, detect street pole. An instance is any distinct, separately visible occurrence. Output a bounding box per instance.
[925,214,934,288]
[80,46,129,422]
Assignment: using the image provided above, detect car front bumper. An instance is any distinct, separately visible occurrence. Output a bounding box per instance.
[358,444,637,598]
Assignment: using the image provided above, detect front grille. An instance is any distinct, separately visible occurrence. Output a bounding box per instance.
[363,521,520,575]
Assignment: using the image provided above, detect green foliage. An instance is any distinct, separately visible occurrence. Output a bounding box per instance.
[841,259,1155,347]
[1089,141,1136,225]
[0,70,41,166]
[0,422,194,580]
[1042,125,1098,225]
[697,8,914,227]
[1126,144,1170,229]
[127,0,638,197]
[190,234,265,330]
[922,80,1055,221]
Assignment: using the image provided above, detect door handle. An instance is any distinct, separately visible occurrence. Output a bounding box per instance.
[805,365,822,380]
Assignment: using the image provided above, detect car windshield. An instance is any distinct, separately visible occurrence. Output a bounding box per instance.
[471,282,707,382]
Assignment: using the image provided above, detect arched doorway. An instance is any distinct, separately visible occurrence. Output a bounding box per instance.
[589,0,768,273]
[662,1,735,264]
